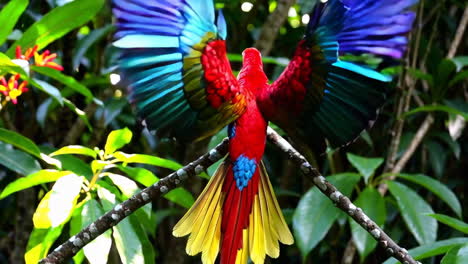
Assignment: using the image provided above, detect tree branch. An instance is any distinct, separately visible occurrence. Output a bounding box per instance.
[266,127,420,264]
[254,0,296,56]
[40,138,230,264]
[41,129,420,264]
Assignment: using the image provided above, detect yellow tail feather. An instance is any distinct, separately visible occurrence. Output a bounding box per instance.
[173,162,228,264]
[235,161,294,264]
[173,161,293,264]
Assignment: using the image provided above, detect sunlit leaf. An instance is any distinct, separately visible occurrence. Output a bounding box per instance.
[33,174,83,228]
[293,173,361,258]
[113,152,181,171]
[0,0,28,46]
[0,170,70,199]
[6,0,105,57]
[51,145,97,158]
[104,128,132,155]
[116,165,158,186]
[24,225,64,264]
[32,78,64,105]
[387,181,437,245]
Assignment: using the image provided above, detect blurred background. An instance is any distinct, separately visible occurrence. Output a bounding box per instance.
[0,0,466,263]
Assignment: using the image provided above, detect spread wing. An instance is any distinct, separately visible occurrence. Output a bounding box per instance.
[258,0,417,149]
[113,0,246,141]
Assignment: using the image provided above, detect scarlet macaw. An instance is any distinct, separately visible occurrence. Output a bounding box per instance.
[112,0,417,263]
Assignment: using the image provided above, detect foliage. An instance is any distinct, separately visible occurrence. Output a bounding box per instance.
[0,0,466,264]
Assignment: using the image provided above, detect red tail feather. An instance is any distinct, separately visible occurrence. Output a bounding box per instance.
[220,164,259,264]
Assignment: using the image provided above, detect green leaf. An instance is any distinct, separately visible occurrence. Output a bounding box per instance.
[24,225,64,264]
[0,128,41,158]
[32,66,96,101]
[32,174,83,228]
[350,187,386,261]
[113,152,182,171]
[397,173,462,217]
[81,199,112,264]
[0,142,41,176]
[6,0,105,57]
[449,70,468,87]
[428,214,468,234]
[164,187,195,209]
[104,128,132,155]
[116,165,158,187]
[51,145,97,158]
[73,25,115,69]
[383,238,468,264]
[451,56,468,72]
[402,105,468,121]
[441,243,468,264]
[32,78,64,105]
[0,0,28,45]
[346,153,384,183]
[387,181,437,245]
[0,170,70,199]
[98,187,146,264]
[115,165,193,208]
[293,173,361,258]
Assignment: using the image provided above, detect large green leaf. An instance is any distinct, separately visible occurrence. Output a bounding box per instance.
[350,187,386,262]
[81,199,112,264]
[0,128,41,158]
[397,173,461,217]
[0,142,41,176]
[32,174,83,228]
[383,238,468,264]
[0,170,70,199]
[441,243,468,264]
[98,187,146,264]
[24,225,64,264]
[387,181,437,245]
[6,0,105,57]
[104,128,132,155]
[428,214,468,234]
[293,173,361,258]
[32,66,95,101]
[346,153,383,183]
[402,105,468,121]
[164,187,195,209]
[0,0,28,45]
[113,152,182,171]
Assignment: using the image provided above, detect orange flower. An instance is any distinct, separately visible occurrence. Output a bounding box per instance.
[15,45,64,71]
[0,74,28,104]
[15,45,38,60]
[34,49,64,71]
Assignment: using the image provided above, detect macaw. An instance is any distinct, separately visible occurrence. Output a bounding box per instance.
[112,0,417,263]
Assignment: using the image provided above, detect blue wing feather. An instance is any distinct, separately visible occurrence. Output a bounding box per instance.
[113,0,236,140]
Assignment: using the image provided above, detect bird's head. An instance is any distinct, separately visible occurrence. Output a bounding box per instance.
[242,48,263,68]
